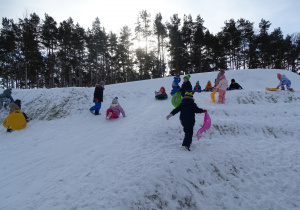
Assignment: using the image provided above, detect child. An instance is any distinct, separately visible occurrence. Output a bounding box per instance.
[214,69,225,87]
[229,79,243,90]
[7,99,28,133]
[0,88,14,110]
[215,75,228,104]
[106,97,126,120]
[90,81,105,115]
[276,74,294,92]
[155,86,168,99]
[193,81,201,93]
[203,80,213,92]
[166,90,207,151]
[180,74,192,97]
[171,75,181,95]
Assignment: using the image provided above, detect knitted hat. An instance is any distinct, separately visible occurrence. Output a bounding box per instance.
[196,81,199,85]
[176,74,180,77]
[184,74,191,81]
[220,75,226,80]
[277,74,281,79]
[112,97,118,104]
[184,90,193,97]
[14,99,21,109]
[220,69,225,74]
[231,79,235,83]
[99,81,105,85]
[160,86,166,92]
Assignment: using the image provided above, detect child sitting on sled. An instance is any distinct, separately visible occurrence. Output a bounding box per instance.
[203,80,213,92]
[276,74,294,92]
[193,81,201,93]
[106,97,126,120]
[155,86,168,99]
[214,75,228,104]
[7,99,29,133]
[229,79,243,90]
[166,90,207,151]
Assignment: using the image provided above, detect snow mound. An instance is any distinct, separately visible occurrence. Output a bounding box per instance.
[1,69,300,210]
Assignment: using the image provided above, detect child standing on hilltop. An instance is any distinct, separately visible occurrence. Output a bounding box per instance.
[180,74,192,97]
[214,75,228,104]
[90,81,105,115]
[106,97,126,120]
[166,90,207,151]
[171,74,181,96]
[276,74,294,92]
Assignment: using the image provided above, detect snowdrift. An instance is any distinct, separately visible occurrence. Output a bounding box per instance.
[0,69,300,210]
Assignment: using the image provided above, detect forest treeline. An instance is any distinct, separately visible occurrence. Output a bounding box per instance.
[0,10,299,88]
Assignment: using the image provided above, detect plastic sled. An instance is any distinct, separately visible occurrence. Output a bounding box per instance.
[3,110,27,130]
[211,89,217,102]
[155,95,168,100]
[197,113,211,140]
[171,92,182,107]
[265,87,279,91]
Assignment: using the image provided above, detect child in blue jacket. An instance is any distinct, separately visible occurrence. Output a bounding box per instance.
[171,75,181,95]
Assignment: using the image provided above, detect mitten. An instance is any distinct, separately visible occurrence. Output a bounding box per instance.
[203,109,207,113]
[166,114,173,120]
[94,98,98,102]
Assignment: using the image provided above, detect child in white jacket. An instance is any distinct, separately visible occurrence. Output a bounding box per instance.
[215,75,228,104]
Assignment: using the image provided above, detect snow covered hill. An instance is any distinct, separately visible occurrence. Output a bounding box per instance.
[1,69,300,210]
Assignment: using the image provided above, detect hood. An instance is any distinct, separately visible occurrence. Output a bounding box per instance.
[181,96,194,106]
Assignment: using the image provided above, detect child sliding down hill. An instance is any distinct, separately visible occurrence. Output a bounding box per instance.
[166,90,207,151]
[214,75,228,104]
[155,87,168,99]
[276,74,294,92]
[106,97,126,120]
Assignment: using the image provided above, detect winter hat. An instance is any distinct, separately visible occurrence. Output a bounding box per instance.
[99,81,105,86]
[220,75,226,80]
[231,79,235,83]
[112,97,118,104]
[184,74,191,81]
[196,81,199,85]
[184,90,193,97]
[220,69,225,74]
[160,86,166,92]
[176,74,180,77]
[277,73,281,79]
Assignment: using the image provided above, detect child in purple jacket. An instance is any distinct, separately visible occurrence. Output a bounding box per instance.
[106,97,126,120]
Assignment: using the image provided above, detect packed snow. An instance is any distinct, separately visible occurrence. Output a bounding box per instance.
[0,69,300,210]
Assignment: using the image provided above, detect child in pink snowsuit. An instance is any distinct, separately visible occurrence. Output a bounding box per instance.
[106,97,126,120]
[215,75,228,104]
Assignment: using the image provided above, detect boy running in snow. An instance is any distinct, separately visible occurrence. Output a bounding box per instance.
[171,75,181,95]
[276,74,294,92]
[214,75,228,104]
[180,74,192,97]
[0,88,14,110]
[155,86,168,99]
[90,81,105,115]
[106,97,126,120]
[193,81,201,93]
[229,79,243,90]
[166,90,207,151]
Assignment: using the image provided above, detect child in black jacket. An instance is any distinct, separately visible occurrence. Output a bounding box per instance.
[180,74,192,97]
[89,81,105,115]
[166,90,207,151]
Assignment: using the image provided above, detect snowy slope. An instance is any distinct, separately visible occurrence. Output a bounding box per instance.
[0,69,300,210]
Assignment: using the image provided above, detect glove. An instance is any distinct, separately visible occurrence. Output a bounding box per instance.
[166,114,173,120]
[276,86,279,89]
[94,98,98,102]
[203,109,207,113]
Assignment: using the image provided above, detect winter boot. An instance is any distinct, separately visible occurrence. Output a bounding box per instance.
[95,110,99,115]
[289,88,294,92]
[184,146,191,151]
[106,112,112,120]
[281,86,285,90]
[89,109,95,114]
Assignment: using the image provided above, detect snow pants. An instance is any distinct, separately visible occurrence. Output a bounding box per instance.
[181,120,195,148]
[280,81,291,90]
[106,109,119,119]
[90,102,101,115]
[171,86,178,95]
[218,89,226,104]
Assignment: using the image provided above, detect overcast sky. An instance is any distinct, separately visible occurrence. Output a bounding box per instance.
[0,0,299,36]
